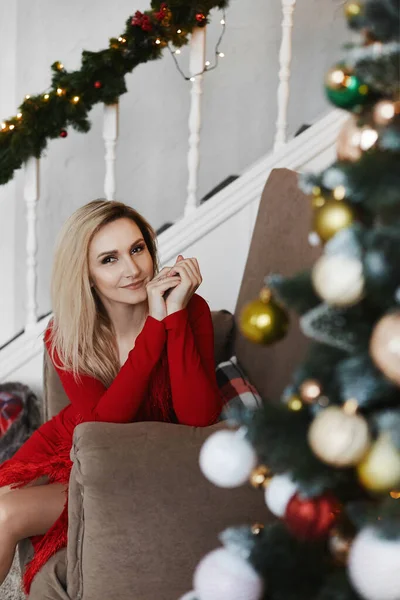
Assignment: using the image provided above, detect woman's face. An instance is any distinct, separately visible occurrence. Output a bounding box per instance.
[88,217,154,308]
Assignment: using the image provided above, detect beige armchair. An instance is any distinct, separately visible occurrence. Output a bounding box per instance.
[20,169,319,599]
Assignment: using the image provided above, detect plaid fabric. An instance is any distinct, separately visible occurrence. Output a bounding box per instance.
[0,391,23,437]
[216,356,262,418]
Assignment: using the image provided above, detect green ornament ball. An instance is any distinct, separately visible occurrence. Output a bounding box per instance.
[325,65,369,109]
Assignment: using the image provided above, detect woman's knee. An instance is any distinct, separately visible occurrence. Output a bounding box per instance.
[0,483,67,542]
[0,485,15,498]
[0,495,20,541]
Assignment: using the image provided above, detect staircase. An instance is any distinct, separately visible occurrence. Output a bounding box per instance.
[0,107,347,396]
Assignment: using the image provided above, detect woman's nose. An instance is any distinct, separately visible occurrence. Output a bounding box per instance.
[122,256,141,278]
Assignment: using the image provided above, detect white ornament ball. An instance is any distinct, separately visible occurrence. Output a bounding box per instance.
[264,474,299,517]
[194,548,264,600]
[199,430,257,488]
[348,527,400,600]
[308,406,371,467]
[312,254,365,307]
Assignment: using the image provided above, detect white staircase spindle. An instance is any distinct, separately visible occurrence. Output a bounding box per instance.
[103,103,119,200]
[185,26,206,217]
[274,0,296,152]
[24,156,39,332]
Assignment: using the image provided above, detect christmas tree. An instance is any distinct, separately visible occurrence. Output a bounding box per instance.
[186,1,400,599]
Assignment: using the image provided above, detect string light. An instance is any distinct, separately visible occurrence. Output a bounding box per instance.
[118,37,126,43]
[155,39,161,45]
[333,185,346,200]
[72,96,80,103]
[25,95,30,99]
[9,124,15,130]
[1,123,6,130]
[58,63,64,70]
[359,127,378,150]
[44,94,50,100]
[288,397,303,411]
[57,88,64,96]
[168,9,227,81]
[17,113,22,119]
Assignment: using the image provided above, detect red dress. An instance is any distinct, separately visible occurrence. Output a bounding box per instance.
[0,294,223,594]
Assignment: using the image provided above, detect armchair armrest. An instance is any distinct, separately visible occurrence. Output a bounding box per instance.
[66,421,266,600]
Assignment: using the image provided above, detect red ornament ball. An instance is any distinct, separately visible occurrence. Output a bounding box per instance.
[60,130,68,138]
[94,81,102,89]
[196,13,206,23]
[285,492,341,540]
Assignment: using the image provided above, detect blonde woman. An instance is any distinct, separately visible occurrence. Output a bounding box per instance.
[0,200,222,594]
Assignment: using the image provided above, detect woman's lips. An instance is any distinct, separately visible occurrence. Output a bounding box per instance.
[122,280,144,290]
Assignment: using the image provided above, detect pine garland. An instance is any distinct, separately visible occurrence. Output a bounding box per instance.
[0,0,229,186]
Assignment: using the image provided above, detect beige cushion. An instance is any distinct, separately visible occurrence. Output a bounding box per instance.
[234,168,321,401]
[66,421,269,600]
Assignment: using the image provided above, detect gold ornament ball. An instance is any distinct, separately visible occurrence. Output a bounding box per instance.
[344,1,362,18]
[308,406,371,467]
[357,433,400,493]
[299,379,322,404]
[313,200,355,243]
[239,290,289,345]
[370,312,400,386]
[250,465,272,489]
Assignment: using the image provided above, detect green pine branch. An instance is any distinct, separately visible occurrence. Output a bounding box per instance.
[0,0,229,185]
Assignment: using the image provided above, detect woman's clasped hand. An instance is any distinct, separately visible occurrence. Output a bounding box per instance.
[146,254,202,321]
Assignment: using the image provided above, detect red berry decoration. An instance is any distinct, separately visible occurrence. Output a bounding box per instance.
[196,13,206,23]
[60,130,68,138]
[131,10,144,26]
[94,81,102,89]
[141,15,153,32]
[285,492,341,540]
[155,2,169,21]
[131,10,153,32]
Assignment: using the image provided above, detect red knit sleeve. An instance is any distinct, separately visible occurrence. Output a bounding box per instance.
[163,294,223,427]
[44,317,166,423]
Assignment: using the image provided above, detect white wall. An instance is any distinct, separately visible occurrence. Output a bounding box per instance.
[1,0,348,344]
[0,1,17,346]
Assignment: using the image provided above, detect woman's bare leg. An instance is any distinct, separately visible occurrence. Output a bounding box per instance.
[0,483,67,585]
[0,485,15,498]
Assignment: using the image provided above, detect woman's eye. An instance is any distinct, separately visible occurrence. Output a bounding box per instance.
[101,245,144,264]
[131,245,145,254]
[102,256,116,264]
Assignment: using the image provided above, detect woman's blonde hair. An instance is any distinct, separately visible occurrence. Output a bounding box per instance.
[49,199,159,387]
